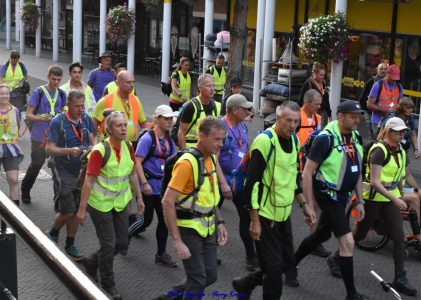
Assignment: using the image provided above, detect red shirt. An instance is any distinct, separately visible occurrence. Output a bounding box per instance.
[87,145,136,177]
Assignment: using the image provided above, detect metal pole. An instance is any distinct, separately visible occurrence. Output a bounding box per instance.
[161,0,172,82]
[15,0,19,42]
[0,192,109,300]
[127,0,136,75]
[35,0,41,57]
[52,0,59,61]
[203,0,214,72]
[73,0,82,62]
[6,0,11,50]
[99,0,107,55]
[329,0,347,119]
[19,0,25,53]
[252,0,266,113]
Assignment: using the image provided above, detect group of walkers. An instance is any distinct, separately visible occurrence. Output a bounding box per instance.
[1,49,421,300]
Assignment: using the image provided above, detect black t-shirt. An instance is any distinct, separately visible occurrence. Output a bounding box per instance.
[309,133,361,199]
[370,144,408,167]
[180,99,214,124]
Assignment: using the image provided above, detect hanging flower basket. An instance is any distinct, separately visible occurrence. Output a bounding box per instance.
[20,1,40,32]
[298,13,350,64]
[106,5,136,43]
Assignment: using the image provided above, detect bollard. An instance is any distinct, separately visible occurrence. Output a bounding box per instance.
[0,227,18,300]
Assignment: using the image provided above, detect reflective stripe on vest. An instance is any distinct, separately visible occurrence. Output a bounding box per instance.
[170,71,191,102]
[315,121,364,192]
[296,108,321,146]
[363,142,406,202]
[210,66,226,95]
[185,97,221,146]
[176,153,219,238]
[100,92,140,138]
[377,80,400,111]
[88,138,134,212]
[60,82,93,117]
[0,105,19,144]
[4,63,24,90]
[250,127,299,222]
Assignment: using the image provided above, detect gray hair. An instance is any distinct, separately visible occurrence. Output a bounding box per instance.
[276,101,300,116]
[197,73,214,88]
[303,89,322,103]
[67,90,85,103]
[106,111,126,131]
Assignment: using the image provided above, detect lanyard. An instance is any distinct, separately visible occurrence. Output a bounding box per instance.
[66,112,83,143]
[40,86,59,115]
[341,135,356,164]
[117,92,131,120]
[153,127,170,164]
[224,117,243,149]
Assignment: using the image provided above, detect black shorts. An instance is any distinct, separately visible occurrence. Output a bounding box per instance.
[0,157,20,172]
[52,173,80,214]
[315,191,351,238]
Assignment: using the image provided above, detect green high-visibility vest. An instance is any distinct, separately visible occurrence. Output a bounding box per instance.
[210,66,226,95]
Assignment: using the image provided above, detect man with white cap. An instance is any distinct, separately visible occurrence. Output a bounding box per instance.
[355,116,417,296]
[219,94,257,270]
[134,104,177,267]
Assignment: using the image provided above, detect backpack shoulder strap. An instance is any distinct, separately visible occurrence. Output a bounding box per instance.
[102,140,112,167]
[262,130,275,162]
[375,80,383,103]
[143,130,157,163]
[186,98,202,135]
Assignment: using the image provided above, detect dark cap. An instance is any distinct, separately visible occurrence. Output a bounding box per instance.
[230,77,242,87]
[98,52,113,62]
[337,100,364,114]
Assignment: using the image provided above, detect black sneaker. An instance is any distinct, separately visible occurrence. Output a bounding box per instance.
[79,257,98,282]
[284,267,299,287]
[311,244,332,258]
[345,292,369,300]
[392,271,417,296]
[21,190,31,204]
[326,254,342,278]
[232,277,252,300]
[104,286,122,300]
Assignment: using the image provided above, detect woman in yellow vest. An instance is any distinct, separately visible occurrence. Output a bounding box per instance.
[356,117,417,296]
[169,57,191,111]
[0,85,23,206]
[77,111,144,299]
[0,50,28,91]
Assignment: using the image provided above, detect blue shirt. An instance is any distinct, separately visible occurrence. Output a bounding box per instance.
[369,80,403,124]
[135,131,176,195]
[47,113,94,177]
[87,68,115,101]
[219,118,249,184]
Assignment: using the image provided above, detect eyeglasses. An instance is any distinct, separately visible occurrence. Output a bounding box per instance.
[391,129,407,134]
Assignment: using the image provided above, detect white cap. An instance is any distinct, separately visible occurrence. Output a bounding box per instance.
[155,105,174,118]
[384,117,408,131]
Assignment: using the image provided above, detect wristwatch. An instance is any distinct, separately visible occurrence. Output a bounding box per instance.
[217,220,225,225]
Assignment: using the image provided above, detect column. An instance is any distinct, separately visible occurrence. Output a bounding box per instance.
[203,0,214,71]
[35,0,41,57]
[19,0,25,53]
[161,0,172,82]
[127,0,136,74]
[52,0,59,61]
[73,0,82,62]
[99,0,107,55]
[6,0,11,50]
[15,0,20,42]
[252,0,266,113]
[329,0,347,119]
[260,0,276,99]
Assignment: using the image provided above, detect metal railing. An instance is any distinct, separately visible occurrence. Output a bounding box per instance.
[0,190,110,300]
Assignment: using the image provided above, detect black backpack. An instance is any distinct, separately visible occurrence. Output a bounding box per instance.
[161,77,172,96]
[361,140,392,182]
[170,97,218,146]
[161,148,215,215]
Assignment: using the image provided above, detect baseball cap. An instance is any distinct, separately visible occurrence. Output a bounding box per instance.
[384,117,408,131]
[230,77,242,87]
[388,64,400,81]
[226,94,253,109]
[337,100,364,114]
[155,104,174,117]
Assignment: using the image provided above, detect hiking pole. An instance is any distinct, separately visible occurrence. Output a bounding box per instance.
[370,270,401,300]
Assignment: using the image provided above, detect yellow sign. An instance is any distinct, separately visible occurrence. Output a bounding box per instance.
[403,89,421,98]
[342,77,365,88]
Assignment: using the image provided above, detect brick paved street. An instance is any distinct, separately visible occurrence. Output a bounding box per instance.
[1,46,421,300]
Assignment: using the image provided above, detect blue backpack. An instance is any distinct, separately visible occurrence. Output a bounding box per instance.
[230,130,298,195]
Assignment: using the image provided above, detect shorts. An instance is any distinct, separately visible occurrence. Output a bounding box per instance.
[0,157,20,172]
[52,173,80,214]
[315,191,351,238]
